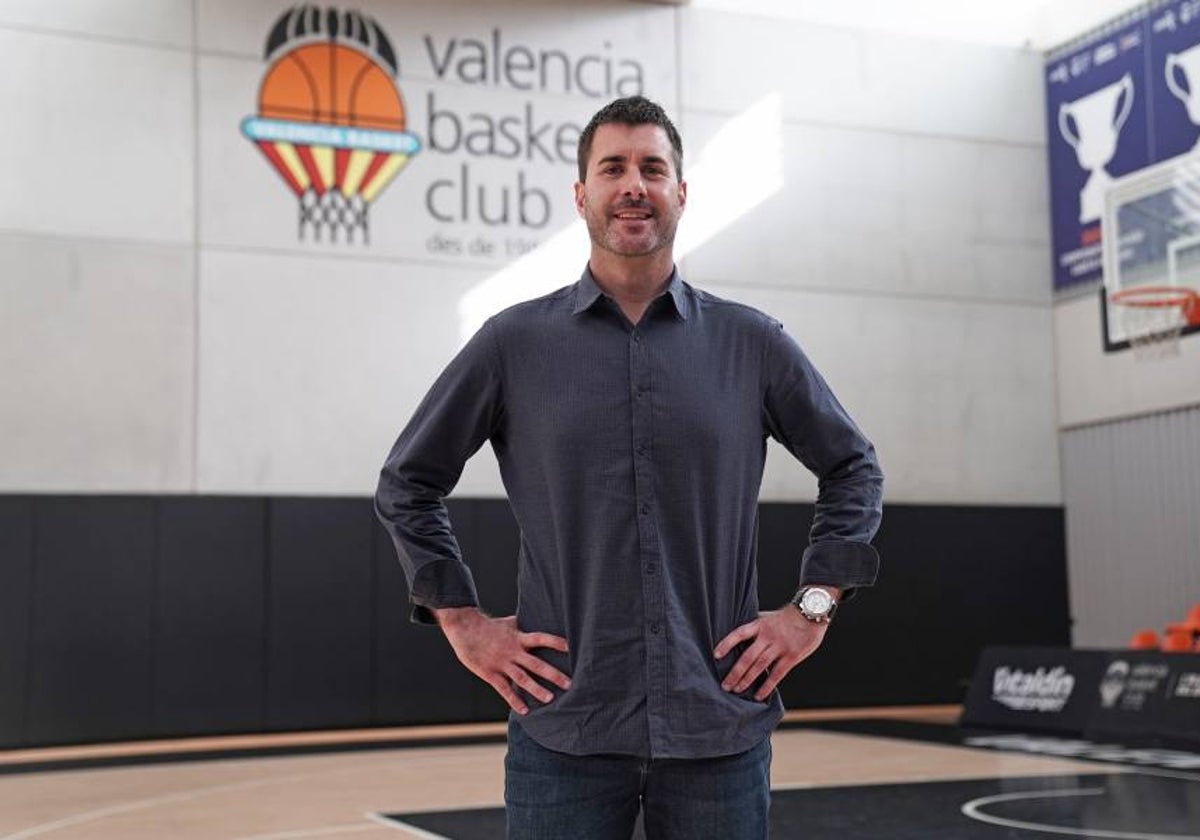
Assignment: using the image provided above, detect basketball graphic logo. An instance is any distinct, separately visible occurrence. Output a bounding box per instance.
[241,6,421,243]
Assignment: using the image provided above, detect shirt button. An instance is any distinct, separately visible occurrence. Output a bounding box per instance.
[651,622,660,634]
[637,444,648,456]
[646,563,656,574]
[640,503,650,515]
[632,333,641,343]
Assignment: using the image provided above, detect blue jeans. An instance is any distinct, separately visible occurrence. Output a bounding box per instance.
[504,720,772,840]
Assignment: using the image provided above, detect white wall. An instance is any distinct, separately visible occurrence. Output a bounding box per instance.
[0,0,1060,507]
[679,8,1058,504]
[689,0,1148,51]
[0,4,196,492]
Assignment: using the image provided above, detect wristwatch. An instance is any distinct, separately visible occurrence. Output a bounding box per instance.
[791,586,838,623]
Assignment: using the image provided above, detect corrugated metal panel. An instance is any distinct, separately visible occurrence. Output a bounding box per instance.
[1062,405,1200,647]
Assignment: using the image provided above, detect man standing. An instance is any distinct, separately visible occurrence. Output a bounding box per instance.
[375,96,883,839]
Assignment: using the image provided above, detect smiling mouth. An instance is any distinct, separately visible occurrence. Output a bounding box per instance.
[611,201,654,221]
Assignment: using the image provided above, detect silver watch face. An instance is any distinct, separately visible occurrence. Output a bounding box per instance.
[801,588,834,616]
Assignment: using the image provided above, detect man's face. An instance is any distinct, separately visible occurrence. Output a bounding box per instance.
[574,123,687,258]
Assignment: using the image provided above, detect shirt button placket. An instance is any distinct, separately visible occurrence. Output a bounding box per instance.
[629,326,666,755]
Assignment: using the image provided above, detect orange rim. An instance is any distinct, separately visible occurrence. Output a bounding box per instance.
[1111,286,1200,325]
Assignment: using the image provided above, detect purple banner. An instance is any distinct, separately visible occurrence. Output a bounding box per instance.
[1046,3,1200,291]
[1046,17,1151,290]
[1148,2,1200,161]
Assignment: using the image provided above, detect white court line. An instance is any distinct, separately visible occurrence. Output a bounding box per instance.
[235,823,381,839]
[961,787,1200,840]
[367,812,452,840]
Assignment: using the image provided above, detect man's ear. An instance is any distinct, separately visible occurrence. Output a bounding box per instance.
[678,179,687,211]
[574,181,586,217]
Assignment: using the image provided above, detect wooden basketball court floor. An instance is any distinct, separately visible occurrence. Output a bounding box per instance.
[2,706,1198,839]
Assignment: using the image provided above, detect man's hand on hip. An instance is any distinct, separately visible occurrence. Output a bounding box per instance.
[433,607,571,715]
[713,607,830,702]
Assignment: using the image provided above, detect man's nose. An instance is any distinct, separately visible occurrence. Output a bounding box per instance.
[619,170,646,197]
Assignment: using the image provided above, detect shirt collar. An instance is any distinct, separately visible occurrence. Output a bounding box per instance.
[572,265,690,321]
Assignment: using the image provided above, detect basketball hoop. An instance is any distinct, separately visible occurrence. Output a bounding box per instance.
[1109,286,1200,359]
[241,8,420,247]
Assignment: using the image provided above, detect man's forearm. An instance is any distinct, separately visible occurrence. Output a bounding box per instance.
[432,604,485,628]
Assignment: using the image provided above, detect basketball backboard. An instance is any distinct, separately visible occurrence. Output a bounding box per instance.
[1101,153,1200,353]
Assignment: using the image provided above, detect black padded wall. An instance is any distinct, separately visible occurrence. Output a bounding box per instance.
[0,495,1068,748]
[153,497,267,736]
[27,498,156,745]
[266,498,375,731]
[0,497,33,746]
[760,503,1071,709]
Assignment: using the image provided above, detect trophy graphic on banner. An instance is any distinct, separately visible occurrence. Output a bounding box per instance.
[1058,74,1134,224]
[1166,44,1200,151]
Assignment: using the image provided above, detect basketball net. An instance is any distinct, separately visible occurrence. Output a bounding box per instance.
[1111,286,1200,360]
[298,189,369,244]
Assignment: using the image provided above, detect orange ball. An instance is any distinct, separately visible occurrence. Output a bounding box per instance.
[259,43,405,131]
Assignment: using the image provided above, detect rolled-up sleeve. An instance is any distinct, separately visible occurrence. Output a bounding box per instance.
[760,319,883,594]
[374,318,505,624]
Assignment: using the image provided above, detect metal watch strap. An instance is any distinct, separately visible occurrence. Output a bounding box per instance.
[792,586,837,623]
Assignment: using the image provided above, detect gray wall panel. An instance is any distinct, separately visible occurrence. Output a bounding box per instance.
[680,8,1045,144]
[0,235,196,493]
[0,29,193,242]
[0,0,193,48]
[1063,405,1200,647]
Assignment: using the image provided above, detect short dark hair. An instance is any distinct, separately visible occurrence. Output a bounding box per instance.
[577,96,683,182]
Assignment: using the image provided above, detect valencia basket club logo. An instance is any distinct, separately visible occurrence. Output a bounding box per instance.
[241,6,421,244]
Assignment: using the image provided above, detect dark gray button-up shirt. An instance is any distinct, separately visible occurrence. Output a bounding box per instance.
[375,267,883,759]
